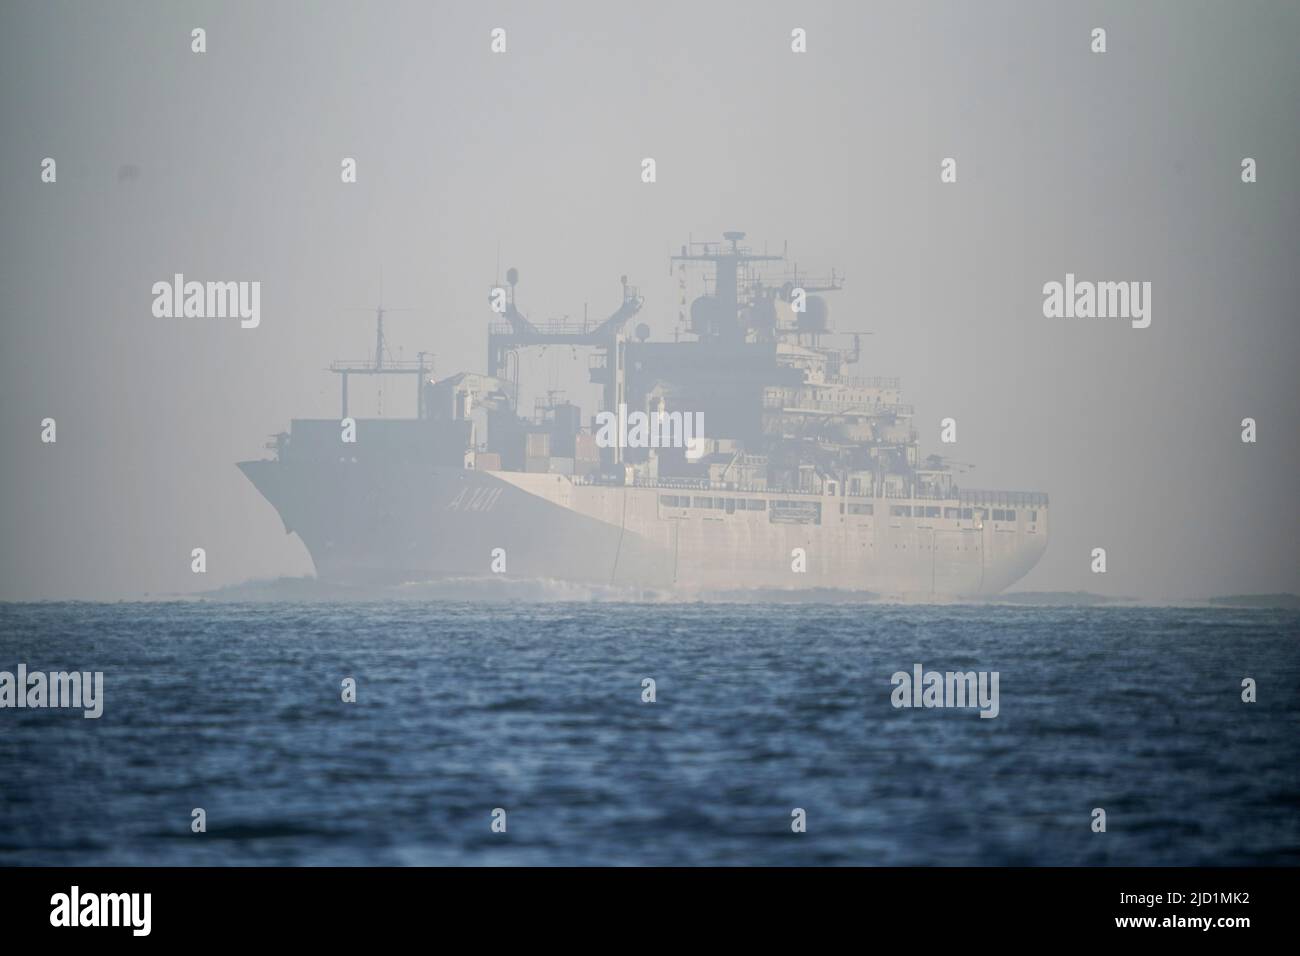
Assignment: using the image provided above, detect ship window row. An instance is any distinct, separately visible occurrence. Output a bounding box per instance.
[885,505,1012,520]
[891,505,945,518]
[660,497,1038,524]
[660,495,766,512]
[657,495,830,517]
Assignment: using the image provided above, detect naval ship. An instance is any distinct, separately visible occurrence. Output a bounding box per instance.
[239,233,1048,597]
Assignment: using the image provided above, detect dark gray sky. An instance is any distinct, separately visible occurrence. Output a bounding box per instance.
[1,0,1297,600]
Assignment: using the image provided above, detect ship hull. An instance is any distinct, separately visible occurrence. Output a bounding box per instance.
[239,461,1048,597]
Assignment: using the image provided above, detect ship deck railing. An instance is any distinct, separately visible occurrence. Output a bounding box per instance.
[957,488,1050,507]
[568,475,1047,506]
[826,375,902,390]
[488,319,602,337]
[329,358,431,371]
[762,397,915,415]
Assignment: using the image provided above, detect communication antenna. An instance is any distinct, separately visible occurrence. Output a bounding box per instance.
[344,271,420,370]
[336,270,431,418]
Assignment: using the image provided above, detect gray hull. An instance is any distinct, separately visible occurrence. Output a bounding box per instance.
[239,462,1048,597]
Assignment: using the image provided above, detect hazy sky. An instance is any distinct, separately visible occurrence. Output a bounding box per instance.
[1,0,1297,600]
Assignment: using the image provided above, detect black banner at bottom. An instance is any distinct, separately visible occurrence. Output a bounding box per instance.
[1,866,1292,942]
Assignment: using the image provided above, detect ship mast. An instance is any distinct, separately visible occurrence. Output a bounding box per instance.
[671,231,782,342]
[485,269,644,460]
[331,295,433,419]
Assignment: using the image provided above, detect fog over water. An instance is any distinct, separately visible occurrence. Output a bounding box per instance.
[1,1,1297,600]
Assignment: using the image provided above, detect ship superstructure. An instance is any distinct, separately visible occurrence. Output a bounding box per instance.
[239,233,1048,596]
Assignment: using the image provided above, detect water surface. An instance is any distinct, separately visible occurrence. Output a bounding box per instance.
[1,602,1296,865]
